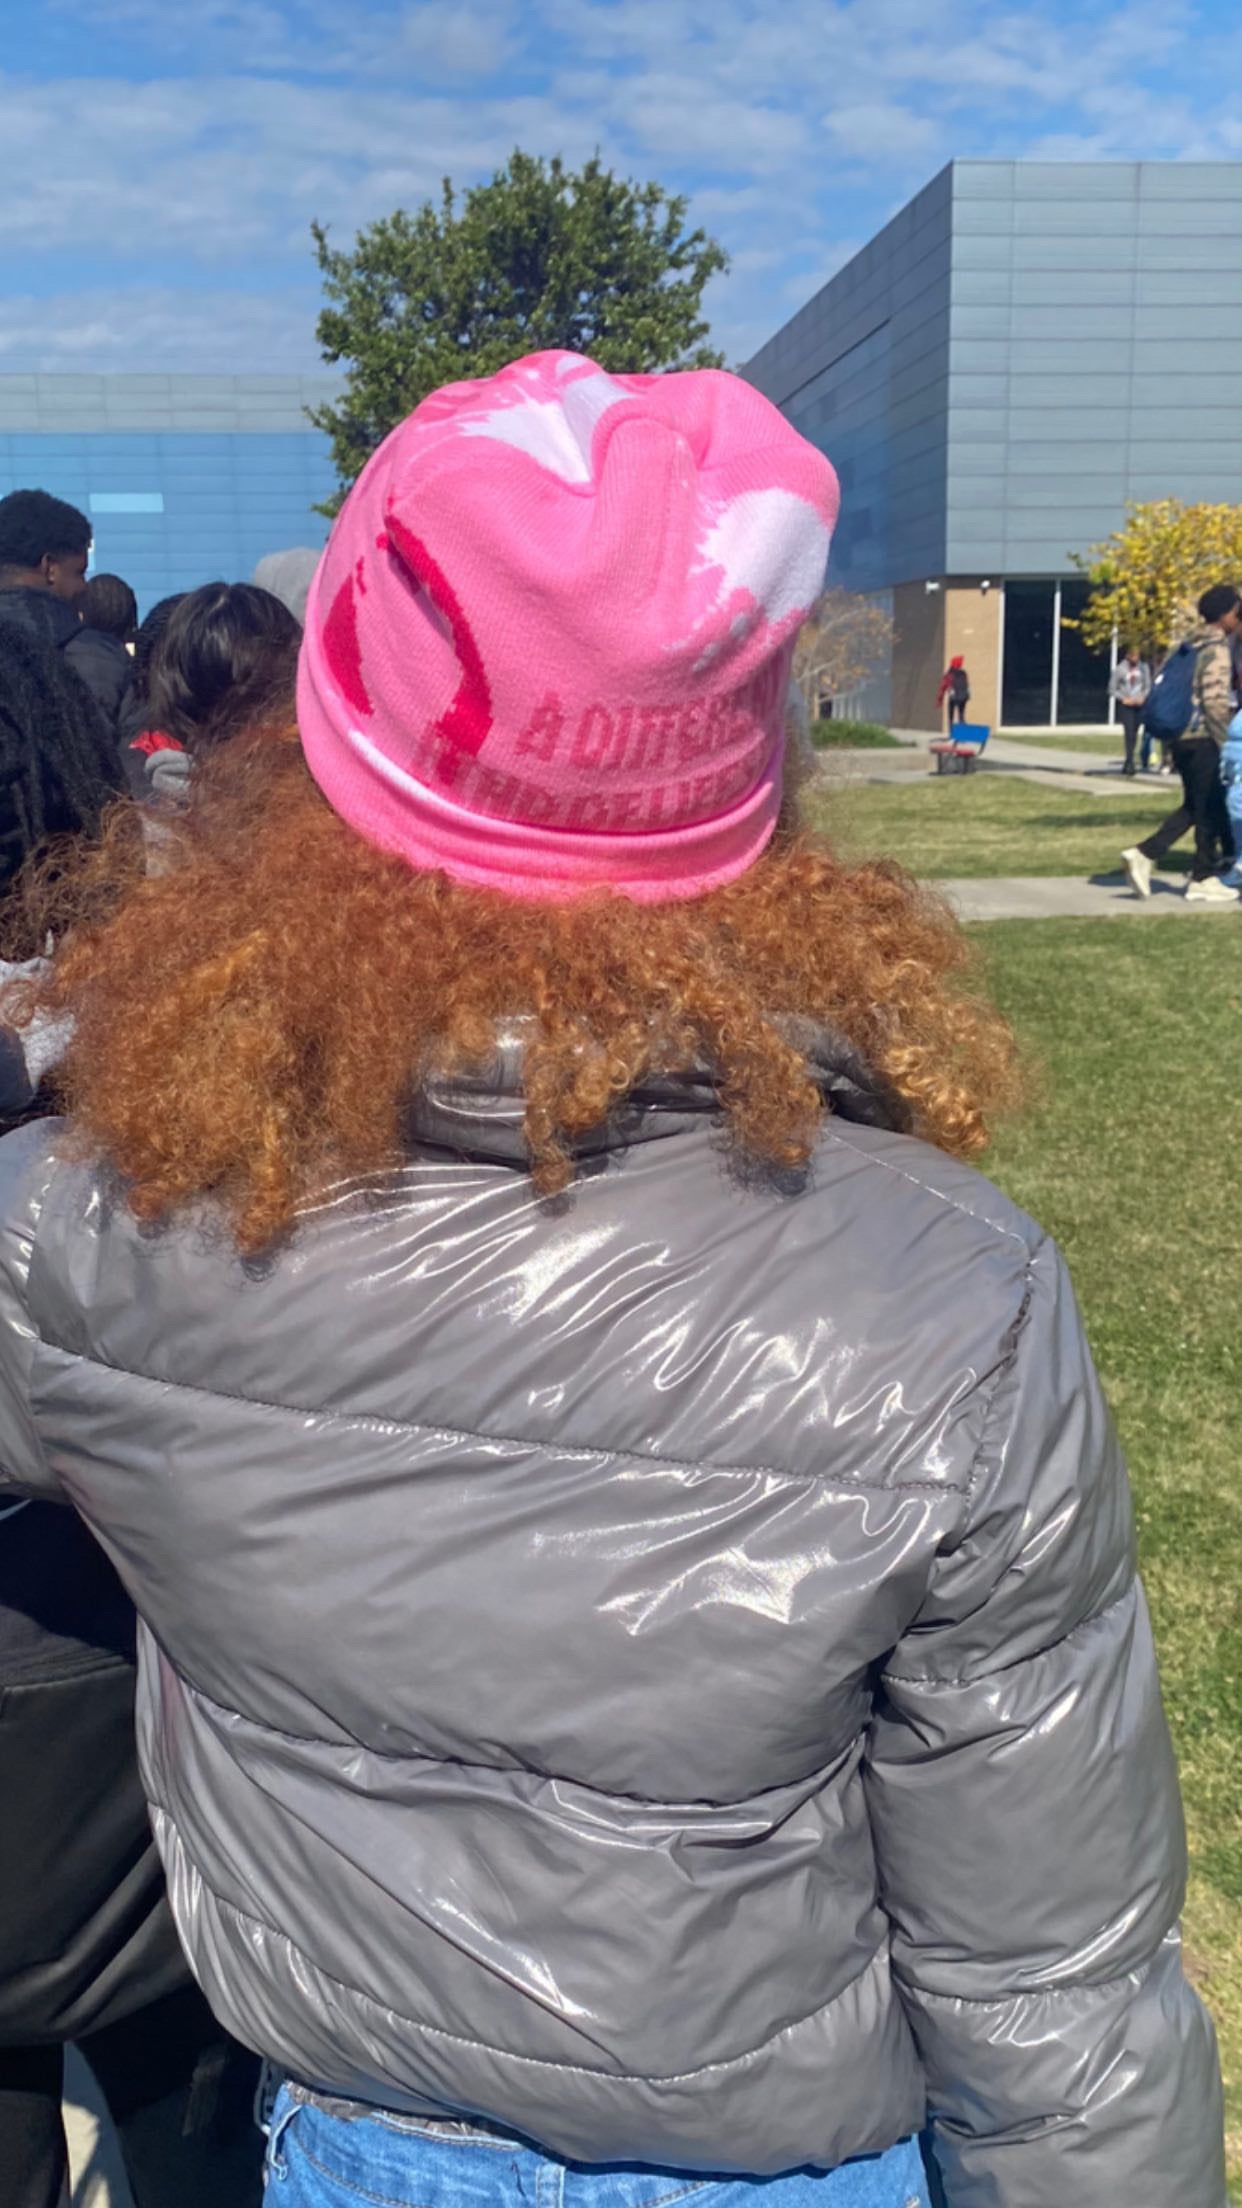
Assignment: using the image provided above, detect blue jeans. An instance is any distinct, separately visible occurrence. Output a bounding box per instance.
[262,2089,932,2208]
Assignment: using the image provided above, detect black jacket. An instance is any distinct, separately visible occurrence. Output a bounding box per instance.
[0,586,132,731]
[68,628,133,731]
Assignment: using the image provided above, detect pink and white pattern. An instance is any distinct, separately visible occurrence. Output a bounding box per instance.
[298,350,839,903]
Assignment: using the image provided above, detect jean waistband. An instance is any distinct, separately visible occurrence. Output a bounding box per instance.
[283,2078,530,2148]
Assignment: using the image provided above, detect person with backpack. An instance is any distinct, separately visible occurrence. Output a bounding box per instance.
[936,655,969,727]
[0,352,1223,2208]
[1122,583,1241,902]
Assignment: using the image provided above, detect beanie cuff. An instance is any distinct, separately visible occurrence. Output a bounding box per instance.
[298,667,784,905]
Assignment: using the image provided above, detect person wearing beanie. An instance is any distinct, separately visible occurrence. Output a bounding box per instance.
[0,353,1222,2208]
[1122,581,1242,902]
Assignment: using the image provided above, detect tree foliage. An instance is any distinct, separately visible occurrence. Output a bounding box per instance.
[310,151,728,508]
[1070,499,1242,656]
[793,590,893,716]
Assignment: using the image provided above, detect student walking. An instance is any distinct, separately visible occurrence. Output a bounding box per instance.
[1123,583,1241,901]
[0,354,1224,2208]
[1109,646,1151,775]
[936,654,969,726]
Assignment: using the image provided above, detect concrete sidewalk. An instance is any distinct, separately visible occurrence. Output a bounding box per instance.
[832,734,1166,797]
[942,874,1236,920]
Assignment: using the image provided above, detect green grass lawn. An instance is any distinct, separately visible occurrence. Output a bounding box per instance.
[800,765,1240,2179]
[976,920,1242,2190]
[809,718,902,750]
[804,770,1184,879]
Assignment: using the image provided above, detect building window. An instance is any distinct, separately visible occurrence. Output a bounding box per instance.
[1056,578,1110,726]
[1002,577,1112,727]
[88,492,165,514]
[1002,581,1055,726]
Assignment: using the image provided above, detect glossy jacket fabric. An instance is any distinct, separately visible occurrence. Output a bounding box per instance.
[0,1043,1224,2205]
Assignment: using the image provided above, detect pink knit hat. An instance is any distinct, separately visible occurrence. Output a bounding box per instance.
[298,350,838,903]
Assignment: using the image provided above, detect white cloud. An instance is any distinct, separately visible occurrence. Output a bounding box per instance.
[824,101,939,164]
[400,1,518,75]
[0,287,324,371]
[606,73,806,170]
[12,0,1242,376]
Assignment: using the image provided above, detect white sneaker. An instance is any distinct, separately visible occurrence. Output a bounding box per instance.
[1184,875,1240,904]
[1121,846,1152,899]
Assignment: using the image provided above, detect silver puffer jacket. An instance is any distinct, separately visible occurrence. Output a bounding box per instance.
[0,1040,1224,2204]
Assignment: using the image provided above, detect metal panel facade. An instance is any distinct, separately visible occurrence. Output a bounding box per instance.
[746,168,953,594]
[0,375,339,610]
[948,162,1242,576]
[747,161,1242,590]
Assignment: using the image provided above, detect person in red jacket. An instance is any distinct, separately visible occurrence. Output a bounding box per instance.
[936,656,970,727]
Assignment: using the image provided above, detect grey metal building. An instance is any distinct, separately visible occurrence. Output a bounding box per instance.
[0,375,339,614]
[745,160,1242,728]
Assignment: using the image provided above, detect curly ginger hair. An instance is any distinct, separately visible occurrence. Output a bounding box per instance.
[8,726,1022,1254]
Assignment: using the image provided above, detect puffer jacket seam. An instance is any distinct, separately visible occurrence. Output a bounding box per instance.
[165,1654,868,1808]
[157,1810,891,2085]
[40,1344,972,1497]
[881,1578,1134,1688]
[896,1927,1181,2006]
[6,1145,67,1498]
[961,1253,1037,1509]
[823,1123,1034,1255]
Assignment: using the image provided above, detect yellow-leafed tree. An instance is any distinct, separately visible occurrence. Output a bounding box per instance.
[1071,499,1242,656]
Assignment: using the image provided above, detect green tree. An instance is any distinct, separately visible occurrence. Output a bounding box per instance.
[310,151,728,508]
[1070,498,1242,657]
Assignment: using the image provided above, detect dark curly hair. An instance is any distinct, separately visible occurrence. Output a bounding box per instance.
[0,489,92,574]
[0,618,122,910]
[79,572,138,642]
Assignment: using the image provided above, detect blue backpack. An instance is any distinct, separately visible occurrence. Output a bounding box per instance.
[1143,640,1197,740]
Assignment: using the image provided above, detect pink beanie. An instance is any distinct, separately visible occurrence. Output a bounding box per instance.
[298,350,839,904]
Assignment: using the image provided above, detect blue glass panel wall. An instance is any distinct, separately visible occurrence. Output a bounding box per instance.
[0,430,336,613]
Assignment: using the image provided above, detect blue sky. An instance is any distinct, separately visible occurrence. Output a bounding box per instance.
[2,0,1238,375]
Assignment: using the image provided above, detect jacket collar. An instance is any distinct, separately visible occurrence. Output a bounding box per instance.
[407,1021,910,1168]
